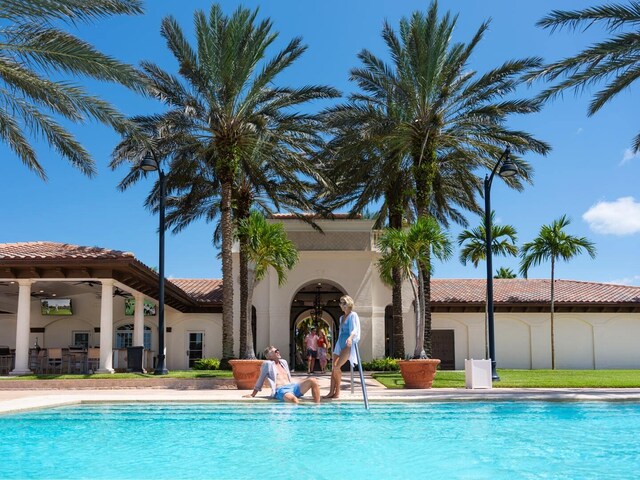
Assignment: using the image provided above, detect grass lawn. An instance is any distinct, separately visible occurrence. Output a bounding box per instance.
[0,370,234,380]
[373,369,640,389]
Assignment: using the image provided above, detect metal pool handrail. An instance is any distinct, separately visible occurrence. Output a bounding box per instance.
[349,342,369,410]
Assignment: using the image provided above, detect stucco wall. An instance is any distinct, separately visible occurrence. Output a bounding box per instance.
[426,311,640,370]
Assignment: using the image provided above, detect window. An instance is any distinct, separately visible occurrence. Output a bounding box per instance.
[72,331,90,348]
[115,324,151,349]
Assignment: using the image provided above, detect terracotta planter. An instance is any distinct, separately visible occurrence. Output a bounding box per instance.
[228,359,264,390]
[398,359,441,389]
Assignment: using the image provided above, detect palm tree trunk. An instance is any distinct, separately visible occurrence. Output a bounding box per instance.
[550,257,556,370]
[391,267,404,358]
[220,180,235,360]
[239,240,248,359]
[413,151,436,360]
[410,271,423,359]
[421,253,433,359]
[389,206,405,358]
[245,270,257,359]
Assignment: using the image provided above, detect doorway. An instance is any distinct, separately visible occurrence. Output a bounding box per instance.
[289,281,345,372]
[186,331,205,368]
[432,330,455,370]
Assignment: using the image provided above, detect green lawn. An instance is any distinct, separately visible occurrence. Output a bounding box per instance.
[0,370,234,380]
[373,370,640,389]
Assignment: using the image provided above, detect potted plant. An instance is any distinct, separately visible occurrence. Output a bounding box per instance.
[230,211,298,389]
[228,358,265,389]
[377,217,452,388]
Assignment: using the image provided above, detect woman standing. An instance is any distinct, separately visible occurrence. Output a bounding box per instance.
[317,329,330,373]
[325,295,360,399]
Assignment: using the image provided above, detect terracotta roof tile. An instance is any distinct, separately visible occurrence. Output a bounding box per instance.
[169,279,223,303]
[270,213,362,219]
[0,241,134,260]
[431,279,640,304]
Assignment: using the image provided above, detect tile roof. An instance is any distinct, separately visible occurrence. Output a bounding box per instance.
[270,213,362,219]
[431,279,640,304]
[0,241,134,260]
[1,243,638,306]
[169,279,223,303]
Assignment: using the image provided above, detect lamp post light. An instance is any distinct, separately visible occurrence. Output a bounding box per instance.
[484,147,518,382]
[140,150,169,375]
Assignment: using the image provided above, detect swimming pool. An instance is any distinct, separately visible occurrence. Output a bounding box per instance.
[1,402,638,479]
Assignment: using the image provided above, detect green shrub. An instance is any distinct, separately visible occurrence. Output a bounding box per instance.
[192,358,221,370]
[361,357,399,371]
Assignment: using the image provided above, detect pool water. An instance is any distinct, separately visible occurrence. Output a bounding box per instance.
[1,402,639,479]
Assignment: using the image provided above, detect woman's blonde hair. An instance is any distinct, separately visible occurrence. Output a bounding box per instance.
[340,295,354,308]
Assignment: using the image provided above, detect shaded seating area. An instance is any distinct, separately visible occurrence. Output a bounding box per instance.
[0,346,14,375]
[87,348,100,374]
[27,347,93,374]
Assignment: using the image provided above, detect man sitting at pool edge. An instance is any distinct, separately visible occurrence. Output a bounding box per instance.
[243,346,321,404]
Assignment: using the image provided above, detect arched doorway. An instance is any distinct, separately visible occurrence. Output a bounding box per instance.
[289,281,345,371]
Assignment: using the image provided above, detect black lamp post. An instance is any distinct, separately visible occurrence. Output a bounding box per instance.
[140,151,169,375]
[484,147,518,381]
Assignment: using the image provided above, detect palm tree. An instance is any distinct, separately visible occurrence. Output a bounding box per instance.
[533,2,640,152]
[519,215,596,369]
[494,267,517,279]
[112,5,338,361]
[345,1,550,357]
[0,0,145,179]
[377,217,452,358]
[458,212,518,267]
[236,211,299,359]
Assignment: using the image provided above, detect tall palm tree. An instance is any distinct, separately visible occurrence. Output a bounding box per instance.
[0,0,145,179]
[344,1,550,357]
[236,211,298,359]
[377,217,452,358]
[519,215,596,369]
[533,2,640,152]
[494,267,517,279]
[458,212,518,267]
[112,5,338,361]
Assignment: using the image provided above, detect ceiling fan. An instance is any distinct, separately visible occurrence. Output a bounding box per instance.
[94,287,134,299]
[73,281,101,287]
[114,287,133,298]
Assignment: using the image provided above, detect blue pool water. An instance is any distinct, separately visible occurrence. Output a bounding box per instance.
[1,402,639,479]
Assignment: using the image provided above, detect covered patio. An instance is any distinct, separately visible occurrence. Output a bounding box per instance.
[0,242,219,375]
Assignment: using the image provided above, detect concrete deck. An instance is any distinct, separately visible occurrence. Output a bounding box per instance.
[2,373,640,415]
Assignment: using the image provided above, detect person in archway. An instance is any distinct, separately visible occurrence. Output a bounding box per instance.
[304,327,319,374]
[325,295,361,399]
[317,328,330,374]
[243,346,320,404]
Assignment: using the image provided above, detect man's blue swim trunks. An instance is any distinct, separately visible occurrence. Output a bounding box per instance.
[275,383,302,401]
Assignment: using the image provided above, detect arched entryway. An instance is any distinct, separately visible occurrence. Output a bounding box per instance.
[289,281,345,371]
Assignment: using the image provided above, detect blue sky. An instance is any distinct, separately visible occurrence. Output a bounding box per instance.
[1,0,638,285]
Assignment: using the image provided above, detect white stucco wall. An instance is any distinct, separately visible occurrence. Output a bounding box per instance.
[426,311,640,370]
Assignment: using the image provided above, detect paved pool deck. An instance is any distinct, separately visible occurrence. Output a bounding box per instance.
[2,373,640,415]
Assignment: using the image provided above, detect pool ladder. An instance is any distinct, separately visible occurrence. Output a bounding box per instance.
[350,342,369,410]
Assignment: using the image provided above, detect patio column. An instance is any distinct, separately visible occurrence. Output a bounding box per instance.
[133,293,144,347]
[10,279,33,375]
[98,279,115,373]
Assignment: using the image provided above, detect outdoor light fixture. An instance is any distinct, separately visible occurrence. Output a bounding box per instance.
[139,150,168,375]
[484,147,517,381]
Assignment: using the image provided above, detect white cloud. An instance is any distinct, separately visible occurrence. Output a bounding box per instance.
[607,275,640,286]
[620,148,639,166]
[582,196,640,235]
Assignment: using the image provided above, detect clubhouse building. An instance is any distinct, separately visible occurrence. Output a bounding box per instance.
[1,216,639,374]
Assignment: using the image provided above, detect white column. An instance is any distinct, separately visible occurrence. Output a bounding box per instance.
[98,279,115,373]
[10,280,33,375]
[133,293,145,347]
